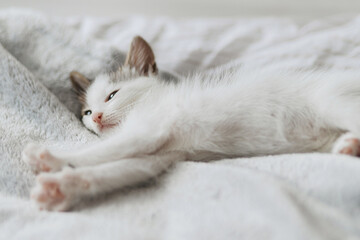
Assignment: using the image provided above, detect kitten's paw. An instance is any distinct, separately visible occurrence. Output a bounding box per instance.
[31,175,68,211]
[22,143,65,174]
[332,133,360,156]
[31,171,90,211]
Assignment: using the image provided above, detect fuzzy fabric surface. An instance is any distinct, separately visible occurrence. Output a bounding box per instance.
[1,8,360,240]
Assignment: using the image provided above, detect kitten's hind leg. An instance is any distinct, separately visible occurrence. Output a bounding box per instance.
[312,72,360,136]
[332,132,360,156]
[30,152,184,211]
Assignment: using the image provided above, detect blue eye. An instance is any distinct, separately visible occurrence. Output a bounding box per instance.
[84,110,92,116]
[106,90,119,102]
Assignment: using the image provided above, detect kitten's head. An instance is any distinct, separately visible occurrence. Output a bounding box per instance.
[70,36,159,135]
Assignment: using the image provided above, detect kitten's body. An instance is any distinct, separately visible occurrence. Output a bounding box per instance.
[125,69,345,157]
[22,36,360,211]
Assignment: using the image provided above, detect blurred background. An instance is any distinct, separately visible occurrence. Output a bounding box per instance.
[1,0,360,18]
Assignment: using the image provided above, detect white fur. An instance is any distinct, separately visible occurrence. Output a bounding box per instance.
[23,65,360,211]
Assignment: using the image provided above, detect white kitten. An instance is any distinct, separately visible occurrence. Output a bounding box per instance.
[22,36,360,211]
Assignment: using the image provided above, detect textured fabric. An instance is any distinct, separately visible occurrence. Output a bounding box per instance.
[0,8,360,240]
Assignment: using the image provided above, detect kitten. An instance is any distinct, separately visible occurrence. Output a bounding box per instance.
[22,36,360,211]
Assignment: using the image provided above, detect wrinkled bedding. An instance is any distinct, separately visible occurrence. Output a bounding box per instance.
[1,9,360,240]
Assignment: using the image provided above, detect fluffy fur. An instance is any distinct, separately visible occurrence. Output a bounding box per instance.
[22,36,360,211]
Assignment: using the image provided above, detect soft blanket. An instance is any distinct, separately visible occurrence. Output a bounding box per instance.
[0,9,360,240]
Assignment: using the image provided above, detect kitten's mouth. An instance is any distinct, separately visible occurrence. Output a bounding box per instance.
[98,123,119,131]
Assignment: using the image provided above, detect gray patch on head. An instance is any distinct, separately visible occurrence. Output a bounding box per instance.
[104,67,181,85]
[159,70,180,83]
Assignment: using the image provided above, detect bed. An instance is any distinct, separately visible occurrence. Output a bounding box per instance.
[0,8,360,239]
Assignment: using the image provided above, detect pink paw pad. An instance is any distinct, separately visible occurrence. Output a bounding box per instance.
[31,176,70,212]
[22,143,64,173]
[34,181,65,203]
[339,147,354,155]
[334,135,360,157]
[31,171,89,211]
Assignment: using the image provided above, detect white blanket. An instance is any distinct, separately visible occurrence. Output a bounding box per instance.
[0,9,360,240]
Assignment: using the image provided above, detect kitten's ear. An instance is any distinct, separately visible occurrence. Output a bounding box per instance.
[70,71,90,99]
[125,36,158,76]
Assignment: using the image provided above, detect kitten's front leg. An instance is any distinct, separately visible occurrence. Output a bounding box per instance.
[31,152,184,211]
[23,124,171,172]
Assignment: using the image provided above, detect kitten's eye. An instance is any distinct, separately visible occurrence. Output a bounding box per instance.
[84,110,92,116]
[106,90,119,102]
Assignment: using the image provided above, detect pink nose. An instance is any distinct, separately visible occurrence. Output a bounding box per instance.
[92,112,103,124]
